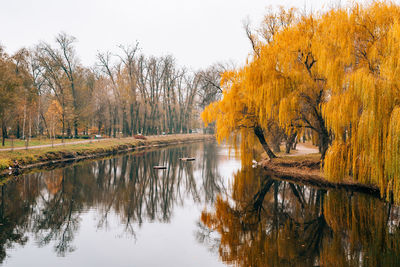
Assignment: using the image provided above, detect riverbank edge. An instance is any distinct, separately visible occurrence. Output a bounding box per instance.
[260,157,381,197]
[0,134,214,178]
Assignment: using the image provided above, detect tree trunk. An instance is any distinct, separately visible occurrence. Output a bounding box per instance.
[122,106,129,136]
[62,113,65,143]
[130,104,134,136]
[320,131,330,161]
[113,107,117,138]
[285,142,291,154]
[74,120,78,137]
[37,95,41,138]
[17,123,20,139]
[316,114,330,161]
[254,125,277,159]
[22,104,26,139]
[135,105,140,135]
[272,142,281,153]
[285,133,297,154]
[98,121,102,134]
[1,121,6,146]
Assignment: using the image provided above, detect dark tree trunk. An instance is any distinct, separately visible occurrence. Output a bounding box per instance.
[134,105,140,135]
[142,112,147,135]
[122,107,129,136]
[254,125,277,159]
[285,133,297,154]
[74,120,78,137]
[16,123,20,139]
[316,114,330,161]
[320,130,330,161]
[1,122,6,146]
[61,113,65,142]
[113,107,117,138]
[293,141,297,150]
[130,104,134,136]
[67,124,71,137]
[285,142,291,154]
[272,142,281,153]
[98,121,102,134]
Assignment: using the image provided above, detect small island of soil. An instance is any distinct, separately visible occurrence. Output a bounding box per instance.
[260,143,380,197]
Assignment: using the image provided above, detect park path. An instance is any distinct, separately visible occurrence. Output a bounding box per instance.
[287,142,319,156]
[0,139,105,152]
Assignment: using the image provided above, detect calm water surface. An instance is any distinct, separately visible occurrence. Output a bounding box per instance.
[0,141,400,266]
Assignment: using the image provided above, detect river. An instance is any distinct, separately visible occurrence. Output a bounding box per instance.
[0,141,399,266]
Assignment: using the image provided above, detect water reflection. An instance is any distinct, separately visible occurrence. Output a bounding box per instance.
[0,142,224,263]
[200,167,400,267]
[3,142,399,266]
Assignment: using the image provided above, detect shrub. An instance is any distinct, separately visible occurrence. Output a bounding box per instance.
[133,135,147,140]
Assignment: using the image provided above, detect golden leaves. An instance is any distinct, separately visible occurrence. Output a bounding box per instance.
[202,1,400,202]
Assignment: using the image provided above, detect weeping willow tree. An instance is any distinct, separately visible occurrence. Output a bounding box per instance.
[201,9,301,162]
[203,1,400,202]
[246,14,332,159]
[202,8,331,162]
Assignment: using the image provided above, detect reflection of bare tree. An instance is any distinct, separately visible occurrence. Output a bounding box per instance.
[33,168,85,256]
[199,141,224,203]
[200,167,400,267]
[0,141,224,261]
[0,174,41,263]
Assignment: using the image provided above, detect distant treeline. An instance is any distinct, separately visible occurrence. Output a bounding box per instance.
[0,34,225,144]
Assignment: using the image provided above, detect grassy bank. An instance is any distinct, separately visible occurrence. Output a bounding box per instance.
[0,134,214,174]
[0,138,81,149]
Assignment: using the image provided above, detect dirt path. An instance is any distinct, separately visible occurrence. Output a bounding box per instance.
[0,139,104,152]
[287,142,319,156]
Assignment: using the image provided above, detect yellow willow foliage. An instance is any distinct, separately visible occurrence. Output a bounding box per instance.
[314,9,352,91]
[321,2,400,202]
[386,107,400,199]
[246,13,329,144]
[201,70,261,165]
[278,95,300,129]
[202,11,322,160]
[324,141,352,182]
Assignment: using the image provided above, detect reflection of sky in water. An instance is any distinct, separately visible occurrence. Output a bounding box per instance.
[6,208,222,267]
[1,141,241,267]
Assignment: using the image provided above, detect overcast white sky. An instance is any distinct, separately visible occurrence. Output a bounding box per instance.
[1,0,358,70]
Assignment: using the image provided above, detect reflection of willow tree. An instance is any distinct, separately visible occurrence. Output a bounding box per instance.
[322,192,400,267]
[0,142,224,261]
[200,167,400,267]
